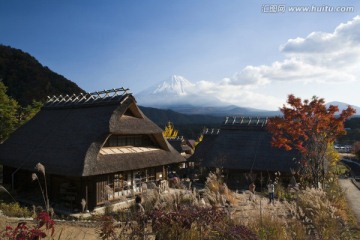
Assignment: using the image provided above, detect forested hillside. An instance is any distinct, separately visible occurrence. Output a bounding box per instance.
[0,45,83,106]
[338,117,360,144]
[345,117,360,130]
[139,106,223,125]
[140,106,223,138]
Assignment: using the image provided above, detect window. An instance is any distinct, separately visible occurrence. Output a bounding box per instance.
[123,105,143,118]
[109,137,117,147]
[104,135,158,148]
[124,108,135,117]
[114,173,123,191]
[117,136,127,146]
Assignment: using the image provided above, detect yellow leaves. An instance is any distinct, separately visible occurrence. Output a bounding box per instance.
[326,143,340,168]
[194,134,203,148]
[163,121,178,138]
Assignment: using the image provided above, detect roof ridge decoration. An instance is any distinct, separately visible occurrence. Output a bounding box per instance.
[167,136,184,141]
[223,116,268,127]
[203,128,220,135]
[44,87,130,109]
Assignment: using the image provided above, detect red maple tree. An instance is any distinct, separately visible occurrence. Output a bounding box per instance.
[267,94,355,187]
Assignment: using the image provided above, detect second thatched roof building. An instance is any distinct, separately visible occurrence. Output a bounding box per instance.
[189,116,300,188]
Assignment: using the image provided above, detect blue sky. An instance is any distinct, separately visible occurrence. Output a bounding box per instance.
[1,1,360,110]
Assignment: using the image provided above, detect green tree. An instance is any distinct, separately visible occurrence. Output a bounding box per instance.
[17,100,42,127]
[0,81,19,143]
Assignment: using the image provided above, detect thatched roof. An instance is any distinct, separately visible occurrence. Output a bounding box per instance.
[0,89,184,176]
[189,117,300,173]
[167,136,192,153]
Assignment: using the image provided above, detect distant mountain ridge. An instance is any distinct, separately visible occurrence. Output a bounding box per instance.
[135,75,280,116]
[326,101,360,114]
[139,106,223,125]
[0,45,84,106]
[139,106,223,138]
[167,104,281,116]
[136,75,360,117]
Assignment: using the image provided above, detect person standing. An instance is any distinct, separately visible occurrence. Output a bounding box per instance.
[248,182,256,201]
[135,195,145,213]
[267,181,275,204]
[249,182,256,194]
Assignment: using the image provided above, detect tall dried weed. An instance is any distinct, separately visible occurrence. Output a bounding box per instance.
[204,172,236,206]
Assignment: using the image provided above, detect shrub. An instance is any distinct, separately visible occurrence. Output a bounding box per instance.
[104,202,114,216]
[0,202,32,218]
[98,205,259,240]
[0,211,55,240]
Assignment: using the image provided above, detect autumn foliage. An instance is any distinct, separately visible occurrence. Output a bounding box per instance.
[163,121,179,138]
[0,211,55,240]
[99,205,259,240]
[267,95,355,187]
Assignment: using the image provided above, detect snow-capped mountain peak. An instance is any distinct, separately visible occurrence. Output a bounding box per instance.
[153,75,194,96]
[136,75,221,107]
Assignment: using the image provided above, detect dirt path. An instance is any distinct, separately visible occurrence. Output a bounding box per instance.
[339,179,360,225]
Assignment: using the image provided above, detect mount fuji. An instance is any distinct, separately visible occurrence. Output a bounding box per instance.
[135,75,278,116]
[135,75,360,117]
[136,75,219,107]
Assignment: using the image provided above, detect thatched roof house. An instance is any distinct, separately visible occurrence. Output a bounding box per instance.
[190,116,300,187]
[0,88,184,211]
[167,136,193,158]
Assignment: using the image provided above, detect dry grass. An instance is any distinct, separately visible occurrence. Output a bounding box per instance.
[52,223,99,240]
[0,174,359,239]
[247,214,306,240]
[203,172,237,206]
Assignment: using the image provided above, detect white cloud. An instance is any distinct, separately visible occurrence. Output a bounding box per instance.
[223,57,356,86]
[221,65,270,86]
[225,15,360,87]
[280,32,337,53]
[138,16,360,110]
[215,85,283,110]
[281,16,360,53]
[191,80,282,110]
[200,15,360,109]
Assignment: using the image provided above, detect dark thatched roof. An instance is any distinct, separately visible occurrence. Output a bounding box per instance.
[167,137,192,153]
[189,117,300,173]
[0,90,184,176]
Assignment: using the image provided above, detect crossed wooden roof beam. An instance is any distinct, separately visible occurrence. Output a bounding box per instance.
[223,116,268,127]
[45,87,130,107]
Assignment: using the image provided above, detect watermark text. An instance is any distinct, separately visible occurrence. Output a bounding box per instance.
[262,5,354,13]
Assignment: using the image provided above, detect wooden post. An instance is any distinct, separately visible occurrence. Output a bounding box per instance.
[86,183,88,211]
